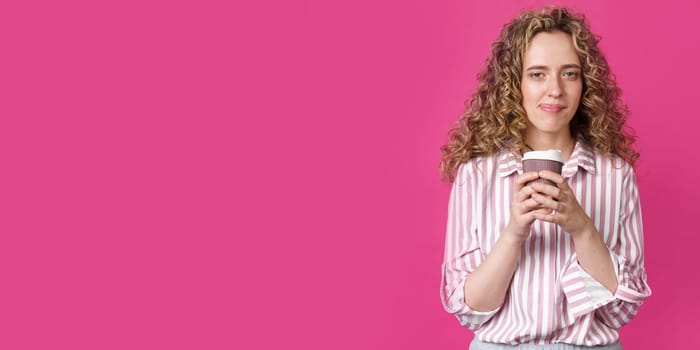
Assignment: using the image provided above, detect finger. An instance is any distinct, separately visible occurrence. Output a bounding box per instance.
[513,186,526,203]
[521,198,543,212]
[533,210,559,224]
[517,198,536,213]
[517,185,536,201]
[514,172,540,190]
[538,170,568,188]
[531,193,561,211]
[532,207,553,214]
[530,182,561,199]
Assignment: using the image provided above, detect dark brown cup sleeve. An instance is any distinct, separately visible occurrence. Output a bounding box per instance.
[522,159,563,187]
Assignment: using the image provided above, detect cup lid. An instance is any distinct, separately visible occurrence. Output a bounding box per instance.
[522,149,563,163]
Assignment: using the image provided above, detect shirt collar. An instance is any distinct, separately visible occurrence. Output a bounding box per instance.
[496,140,597,178]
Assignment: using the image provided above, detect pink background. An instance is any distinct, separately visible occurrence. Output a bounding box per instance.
[1,0,697,349]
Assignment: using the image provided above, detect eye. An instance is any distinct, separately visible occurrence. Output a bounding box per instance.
[528,72,545,79]
[563,71,579,78]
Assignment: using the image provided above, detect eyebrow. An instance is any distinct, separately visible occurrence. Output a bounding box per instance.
[526,64,581,71]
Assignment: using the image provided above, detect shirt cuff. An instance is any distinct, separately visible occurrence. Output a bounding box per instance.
[579,251,618,306]
[450,278,501,327]
[561,251,618,318]
[611,255,652,304]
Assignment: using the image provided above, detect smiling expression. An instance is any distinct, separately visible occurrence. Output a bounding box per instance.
[521,31,583,138]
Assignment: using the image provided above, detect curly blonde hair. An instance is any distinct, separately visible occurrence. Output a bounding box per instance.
[440,6,638,182]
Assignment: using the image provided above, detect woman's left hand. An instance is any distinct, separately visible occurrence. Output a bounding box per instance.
[529,170,595,236]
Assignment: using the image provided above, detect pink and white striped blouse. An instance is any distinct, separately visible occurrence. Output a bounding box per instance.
[440,141,651,346]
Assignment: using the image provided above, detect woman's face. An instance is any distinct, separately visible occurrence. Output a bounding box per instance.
[520,31,582,137]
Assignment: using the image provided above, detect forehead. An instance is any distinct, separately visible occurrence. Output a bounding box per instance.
[523,31,580,66]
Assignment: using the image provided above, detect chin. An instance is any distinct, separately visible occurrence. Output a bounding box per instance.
[530,123,569,134]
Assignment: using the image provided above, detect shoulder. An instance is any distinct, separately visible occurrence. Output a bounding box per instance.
[592,149,635,177]
[455,153,504,185]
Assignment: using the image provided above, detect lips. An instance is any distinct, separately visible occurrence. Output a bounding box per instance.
[539,103,565,112]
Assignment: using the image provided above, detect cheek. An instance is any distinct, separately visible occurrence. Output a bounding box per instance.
[569,83,583,103]
[520,83,540,107]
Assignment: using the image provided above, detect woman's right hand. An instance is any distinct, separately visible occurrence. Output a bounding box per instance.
[504,172,551,241]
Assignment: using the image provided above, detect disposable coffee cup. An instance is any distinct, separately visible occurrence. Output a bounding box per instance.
[522,150,563,187]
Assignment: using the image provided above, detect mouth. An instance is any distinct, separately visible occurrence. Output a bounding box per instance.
[539,103,565,113]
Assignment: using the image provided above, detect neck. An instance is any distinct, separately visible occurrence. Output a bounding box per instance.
[525,130,576,162]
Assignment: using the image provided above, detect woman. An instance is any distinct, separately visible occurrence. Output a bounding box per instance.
[439,7,651,349]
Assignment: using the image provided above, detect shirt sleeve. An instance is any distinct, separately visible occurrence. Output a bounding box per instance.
[560,165,651,326]
[440,163,500,330]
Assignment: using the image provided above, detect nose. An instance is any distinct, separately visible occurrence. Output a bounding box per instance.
[548,77,563,98]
